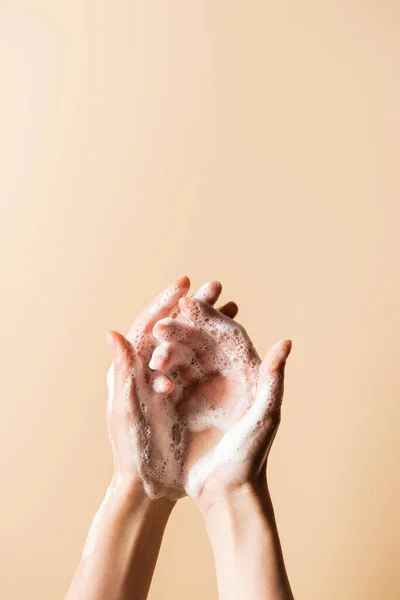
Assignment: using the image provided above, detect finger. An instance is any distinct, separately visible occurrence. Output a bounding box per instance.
[178,296,229,335]
[153,317,211,350]
[152,373,175,394]
[192,281,222,305]
[217,301,238,319]
[149,341,198,372]
[128,276,190,341]
[148,342,174,370]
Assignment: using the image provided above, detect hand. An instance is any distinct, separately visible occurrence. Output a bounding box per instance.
[105,277,239,501]
[149,295,292,508]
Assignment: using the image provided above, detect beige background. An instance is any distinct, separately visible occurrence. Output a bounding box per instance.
[1,1,399,598]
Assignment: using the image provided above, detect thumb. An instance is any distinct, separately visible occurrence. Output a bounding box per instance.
[106,330,132,372]
[106,330,137,417]
[255,339,292,416]
[260,339,292,378]
[221,340,292,470]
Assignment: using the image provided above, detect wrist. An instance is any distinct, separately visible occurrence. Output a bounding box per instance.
[111,473,176,524]
[199,480,293,600]
[200,477,274,534]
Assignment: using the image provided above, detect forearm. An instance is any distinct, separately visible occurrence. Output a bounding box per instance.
[203,480,294,600]
[65,476,174,600]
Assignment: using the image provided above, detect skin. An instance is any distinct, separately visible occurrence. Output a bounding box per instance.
[65,277,239,600]
[65,277,294,600]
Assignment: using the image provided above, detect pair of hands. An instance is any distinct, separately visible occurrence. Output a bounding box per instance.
[106,277,291,511]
